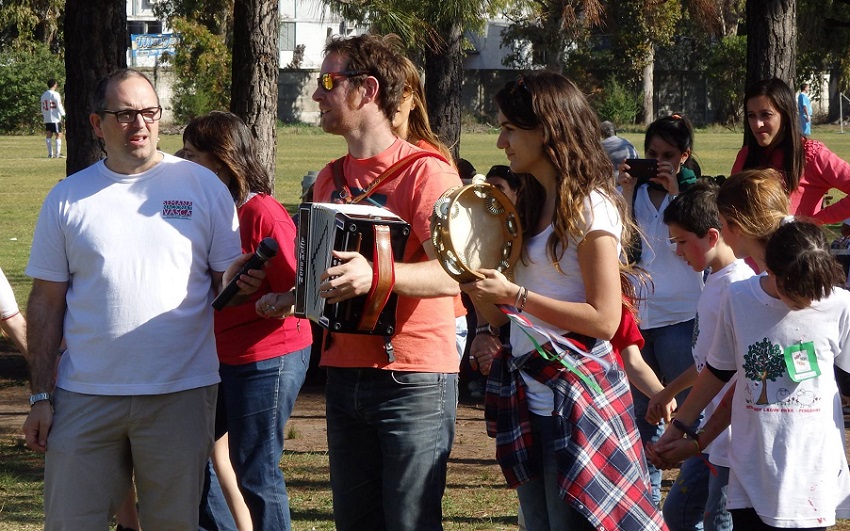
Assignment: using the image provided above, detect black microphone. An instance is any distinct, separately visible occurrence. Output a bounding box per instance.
[212,237,279,311]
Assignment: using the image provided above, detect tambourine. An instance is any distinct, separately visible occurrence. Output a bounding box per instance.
[430,182,522,283]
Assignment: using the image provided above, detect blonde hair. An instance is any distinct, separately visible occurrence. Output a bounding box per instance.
[396,57,452,161]
[717,169,790,245]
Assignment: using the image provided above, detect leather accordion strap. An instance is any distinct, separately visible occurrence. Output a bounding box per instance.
[358,224,395,332]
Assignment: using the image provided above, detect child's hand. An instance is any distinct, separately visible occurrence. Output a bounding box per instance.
[662,398,677,424]
[646,390,676,424]
[646,438,696,469]
[644,441,673,469]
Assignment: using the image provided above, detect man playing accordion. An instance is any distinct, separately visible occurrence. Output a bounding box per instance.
[309,33,462,531]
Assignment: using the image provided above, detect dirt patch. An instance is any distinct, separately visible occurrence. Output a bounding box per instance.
[0,353,31,442]
[7,349,850,530]
[0,352,496,464]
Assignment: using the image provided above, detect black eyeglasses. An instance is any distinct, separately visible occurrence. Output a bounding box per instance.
[99,106,162,124]
[317,70,369,92]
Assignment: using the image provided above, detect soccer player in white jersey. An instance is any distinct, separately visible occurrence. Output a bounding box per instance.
[40,79,66,158]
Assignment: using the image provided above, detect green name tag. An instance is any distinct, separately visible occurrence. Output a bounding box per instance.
[783,341,820,382]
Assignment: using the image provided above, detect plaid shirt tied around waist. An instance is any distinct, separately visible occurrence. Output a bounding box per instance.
[484,335,665,531]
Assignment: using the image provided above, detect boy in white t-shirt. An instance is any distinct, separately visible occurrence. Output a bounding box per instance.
[646,179,753,531]
[652,219,850,529]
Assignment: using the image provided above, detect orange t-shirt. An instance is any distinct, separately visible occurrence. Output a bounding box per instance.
[413,139,467,319]
[313,138,462,373]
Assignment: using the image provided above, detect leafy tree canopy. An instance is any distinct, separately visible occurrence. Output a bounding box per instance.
[0,41,64,133]
[798,0,850,96]
[167,16,232,122]
[0,0,63,51]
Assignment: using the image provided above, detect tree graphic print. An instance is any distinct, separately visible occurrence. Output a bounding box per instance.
[743,338,786,405]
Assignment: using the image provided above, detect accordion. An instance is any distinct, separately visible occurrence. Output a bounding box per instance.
[294,202,410,336]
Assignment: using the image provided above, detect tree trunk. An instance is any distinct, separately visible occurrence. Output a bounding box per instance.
[424,21,463,163]
[757,376,769,405]
[641,47,654,126]
[541,8,565,71]
[828,63,842,124]
[745,0,796,90]
[64,0,126,176]
[231,0,279,192]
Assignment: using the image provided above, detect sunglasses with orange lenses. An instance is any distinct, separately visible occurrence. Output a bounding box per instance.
[317,70,369,92]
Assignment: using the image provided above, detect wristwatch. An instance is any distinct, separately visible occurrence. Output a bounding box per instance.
[475,324,500,337]
[29,392,52,407]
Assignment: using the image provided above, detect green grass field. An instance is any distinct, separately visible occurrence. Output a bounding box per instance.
[4,124,850,306]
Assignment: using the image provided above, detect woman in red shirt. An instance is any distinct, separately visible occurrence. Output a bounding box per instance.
[183,111,312,530]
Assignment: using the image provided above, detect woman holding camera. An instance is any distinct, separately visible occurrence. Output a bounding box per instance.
[617,115,706,528]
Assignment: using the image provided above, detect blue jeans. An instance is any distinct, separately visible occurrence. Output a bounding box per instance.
[633,319,697,506]
[200,461,237,531]
[516,414,595,531]
[663,454,711,531]
[325,367,457,531]
[705,465,732,531]
[209,348,310,530]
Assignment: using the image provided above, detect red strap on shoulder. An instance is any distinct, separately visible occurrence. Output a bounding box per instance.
[330,157,349,203]
[331,150,449,205]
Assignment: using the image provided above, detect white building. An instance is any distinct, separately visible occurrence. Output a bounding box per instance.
[127,0,512,71]
[126,1,514,123]
[127,0,166,37]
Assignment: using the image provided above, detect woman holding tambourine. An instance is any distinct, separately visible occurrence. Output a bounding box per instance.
[460,72,662,531]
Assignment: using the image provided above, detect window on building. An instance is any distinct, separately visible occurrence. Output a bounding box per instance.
[128,21,145,37]
[280,22,296,52]
[129,20,164,36]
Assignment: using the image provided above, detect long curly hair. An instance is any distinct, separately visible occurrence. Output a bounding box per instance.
[494,71,631,266]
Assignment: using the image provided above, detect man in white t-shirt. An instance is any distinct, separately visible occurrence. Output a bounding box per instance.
[39,79,66,158]
[22,69,262,530]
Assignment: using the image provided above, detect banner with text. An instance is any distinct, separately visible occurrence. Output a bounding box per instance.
[130,33,180,67]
